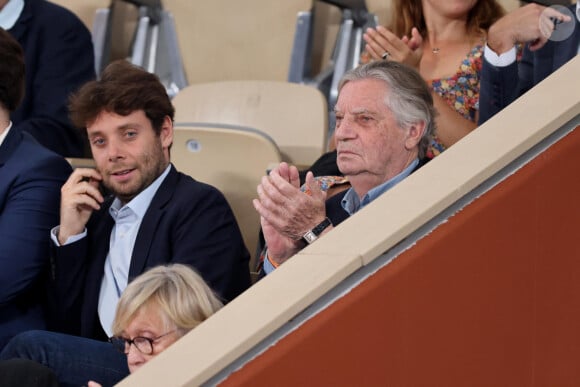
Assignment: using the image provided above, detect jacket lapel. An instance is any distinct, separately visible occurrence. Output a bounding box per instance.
[83,201,115,336]
[0,128,22,167]
[6,0,32,41]
[127,165,178,279]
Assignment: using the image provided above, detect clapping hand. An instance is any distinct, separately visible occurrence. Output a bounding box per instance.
[362,26,423,69]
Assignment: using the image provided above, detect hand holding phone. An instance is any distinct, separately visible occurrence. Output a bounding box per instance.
[57,168,104,244]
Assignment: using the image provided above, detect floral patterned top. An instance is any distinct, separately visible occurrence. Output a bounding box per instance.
[427,44,483,158]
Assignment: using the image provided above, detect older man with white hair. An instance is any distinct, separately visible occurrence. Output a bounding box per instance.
[254,60,436,273]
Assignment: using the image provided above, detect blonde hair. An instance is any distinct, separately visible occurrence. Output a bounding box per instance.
[112,264,223,336]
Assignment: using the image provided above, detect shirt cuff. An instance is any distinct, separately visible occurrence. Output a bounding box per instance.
[50,226,87,246]
[484,44,517,67]
[262,250,278,275]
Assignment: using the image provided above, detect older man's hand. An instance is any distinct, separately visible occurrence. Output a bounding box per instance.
[253,163,328,265]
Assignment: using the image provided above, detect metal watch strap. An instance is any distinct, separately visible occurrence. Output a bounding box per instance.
[302,217,332,244]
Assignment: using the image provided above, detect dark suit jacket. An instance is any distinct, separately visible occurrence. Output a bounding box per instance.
[0,127,71,350]
[47,165,251,339]
[8,0,96,157]
[479,5,579,124]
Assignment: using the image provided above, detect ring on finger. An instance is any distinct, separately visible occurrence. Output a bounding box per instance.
[381,51,390,60]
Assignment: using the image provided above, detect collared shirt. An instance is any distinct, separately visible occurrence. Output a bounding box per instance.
[484,3,580,66]
[0,122,12,147]
[0,0,25,30]
[97,163,171,336]
[263,159,420,274]
[341,158,419,216]
[483,44,517,68]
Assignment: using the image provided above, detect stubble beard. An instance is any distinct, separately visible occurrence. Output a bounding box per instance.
[103,151,167,203]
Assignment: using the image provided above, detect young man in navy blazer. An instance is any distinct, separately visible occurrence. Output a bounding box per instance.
[1,60,251,387]
[1,0,96,157]
[0,27,71,350]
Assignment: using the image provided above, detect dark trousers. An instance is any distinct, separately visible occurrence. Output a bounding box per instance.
[0,330,129,387]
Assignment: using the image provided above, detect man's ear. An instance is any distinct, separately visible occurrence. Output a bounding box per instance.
[404,121,426,150]
[160,116,174,149]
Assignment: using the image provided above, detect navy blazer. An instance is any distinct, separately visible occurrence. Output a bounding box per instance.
[47,165,251,339]
[479,5,579,124]
[0,127,72,350]
[8,0,96,157]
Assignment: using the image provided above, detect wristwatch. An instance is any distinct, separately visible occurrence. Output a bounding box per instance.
[302,217,332,244]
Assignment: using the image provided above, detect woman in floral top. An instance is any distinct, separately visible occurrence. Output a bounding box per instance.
[362,0,505,158]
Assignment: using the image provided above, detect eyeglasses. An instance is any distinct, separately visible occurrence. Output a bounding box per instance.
[109,330,177,355]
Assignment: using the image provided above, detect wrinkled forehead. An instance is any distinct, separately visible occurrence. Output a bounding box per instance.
[335,79,389,112]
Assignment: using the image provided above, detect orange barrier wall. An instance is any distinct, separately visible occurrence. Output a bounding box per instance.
[221,126,580,386]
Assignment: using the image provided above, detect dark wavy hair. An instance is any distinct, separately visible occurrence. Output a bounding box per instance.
[68,60,174,134]
[0,27,25,112]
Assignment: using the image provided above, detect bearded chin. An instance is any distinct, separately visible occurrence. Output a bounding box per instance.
[104,179,140,204]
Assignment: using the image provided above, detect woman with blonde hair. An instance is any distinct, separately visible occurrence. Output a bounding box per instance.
[88,264,223,386]
[362,0,505,158]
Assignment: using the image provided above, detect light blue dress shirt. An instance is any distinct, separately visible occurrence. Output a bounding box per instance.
[340,158,419,216]
[0,0,24,29]
[97,164,171,336]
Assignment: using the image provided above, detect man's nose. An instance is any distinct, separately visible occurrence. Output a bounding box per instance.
[106,139,124,161]
[335,117,354,141]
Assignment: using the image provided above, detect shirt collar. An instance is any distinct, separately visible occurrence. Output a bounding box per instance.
[341,158,420,216]
[109,164,172,220]
[0,0,25,30]
[0,121,12,147]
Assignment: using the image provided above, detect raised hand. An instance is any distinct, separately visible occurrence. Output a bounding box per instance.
[487,3,571,54]
[58,168,104,244]
[253,163,328,265]
[362,26,423,69]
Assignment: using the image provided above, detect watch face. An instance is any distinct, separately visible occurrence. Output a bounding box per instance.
[303,218,332,244]
[303,231,318,244]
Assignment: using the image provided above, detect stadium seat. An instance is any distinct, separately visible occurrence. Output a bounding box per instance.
[172,80,328,169]
[172,123,283,278]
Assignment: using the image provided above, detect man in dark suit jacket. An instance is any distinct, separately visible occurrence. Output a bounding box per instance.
[3,0,96,157]
[254,61,435,274]
[0,60,251,387]
[479,2,579,124]
[0,27,72,350]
